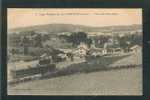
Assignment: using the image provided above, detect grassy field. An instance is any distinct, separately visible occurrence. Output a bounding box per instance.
[8,67,142,95]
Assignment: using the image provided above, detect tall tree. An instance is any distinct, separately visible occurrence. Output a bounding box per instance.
[69,32,88,46]
[34,34,42,47]
[22,36,29,55]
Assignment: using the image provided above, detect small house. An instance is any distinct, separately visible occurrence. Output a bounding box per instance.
[102,49,107,55]
[114,48,124,54]
[89,48,103,56]
[130,45,142,53]
[75,42,89,57]
[107,48,114,54]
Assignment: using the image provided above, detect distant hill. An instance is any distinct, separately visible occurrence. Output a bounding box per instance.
[8,23,142,34]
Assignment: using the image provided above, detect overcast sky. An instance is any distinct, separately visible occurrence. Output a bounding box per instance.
[8,8,142,29]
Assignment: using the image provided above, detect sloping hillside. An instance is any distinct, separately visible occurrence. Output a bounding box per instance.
[8,24,142,34]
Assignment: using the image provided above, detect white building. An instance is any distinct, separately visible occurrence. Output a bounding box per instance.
[74,42,89,57]
[130,45,142,53]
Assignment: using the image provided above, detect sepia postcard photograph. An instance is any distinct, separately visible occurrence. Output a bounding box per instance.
[7,8,143,95]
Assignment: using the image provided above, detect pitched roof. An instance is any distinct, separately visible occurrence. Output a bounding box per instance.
[130,45,141,50]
